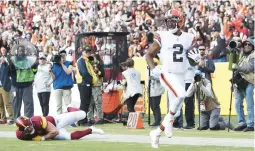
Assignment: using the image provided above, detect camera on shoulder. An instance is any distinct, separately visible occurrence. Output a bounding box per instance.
[52,55,62,64]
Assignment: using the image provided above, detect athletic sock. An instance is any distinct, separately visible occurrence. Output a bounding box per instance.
[71,128,92,140]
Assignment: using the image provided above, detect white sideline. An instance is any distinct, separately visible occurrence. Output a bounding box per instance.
[0,131,253,148]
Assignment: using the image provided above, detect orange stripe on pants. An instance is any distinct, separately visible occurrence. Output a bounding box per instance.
[160,74,178,97]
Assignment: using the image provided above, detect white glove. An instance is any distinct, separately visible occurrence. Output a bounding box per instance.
[150,66,161,79]
[188,48,201,63]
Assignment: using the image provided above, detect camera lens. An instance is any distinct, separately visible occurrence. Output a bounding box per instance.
[194,74,202,82]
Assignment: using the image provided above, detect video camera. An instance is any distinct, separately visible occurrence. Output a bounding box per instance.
[228,40,241,50]
[228,40,242,53]
[194,71,203,82]
[52,55,62,64]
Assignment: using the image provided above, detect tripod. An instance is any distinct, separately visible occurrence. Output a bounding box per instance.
[228,51,237,132]
[148,67,151,126]
[195,83,201,130]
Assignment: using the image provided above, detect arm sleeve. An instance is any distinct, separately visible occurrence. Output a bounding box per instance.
[200,81,214,98]
[185,82,195,97]
[237,58,255,73]
[153,33,162,48]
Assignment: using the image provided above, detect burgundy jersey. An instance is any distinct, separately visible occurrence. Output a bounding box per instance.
[16,116,56,140]
[30,116,56,135]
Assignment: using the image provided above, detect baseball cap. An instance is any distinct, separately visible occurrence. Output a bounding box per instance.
[243,37,255,47]
[39,52,46,59]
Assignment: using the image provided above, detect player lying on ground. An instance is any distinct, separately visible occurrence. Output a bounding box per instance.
[16,111,104,141]
[146,8,200,148]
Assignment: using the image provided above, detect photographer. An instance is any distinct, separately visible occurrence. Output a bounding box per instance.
[50,53,73,115]
[87,54,105,125]
[232,38,254,132]
[186,70,230,130]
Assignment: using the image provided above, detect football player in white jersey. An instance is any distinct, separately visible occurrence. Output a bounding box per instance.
[146,9,201,148]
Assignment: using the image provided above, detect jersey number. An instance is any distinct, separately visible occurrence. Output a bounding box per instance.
[173,44,183,62]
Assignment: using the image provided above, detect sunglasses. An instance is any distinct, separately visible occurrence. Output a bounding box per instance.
[244,43,251,46]
[199,49,205,51]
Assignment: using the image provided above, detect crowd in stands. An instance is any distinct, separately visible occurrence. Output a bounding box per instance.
[0,0,254,131]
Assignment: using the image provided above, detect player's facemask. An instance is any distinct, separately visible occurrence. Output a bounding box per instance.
[165,17,180,33]
[24,125,35,135]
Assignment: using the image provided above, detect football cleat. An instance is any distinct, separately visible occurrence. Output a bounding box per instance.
[90,126,104,135]
[150,129,161,148]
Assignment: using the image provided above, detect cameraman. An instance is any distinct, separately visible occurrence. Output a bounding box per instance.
[50,53,73,115]
[232,38,254,132]
[87,54,105,125]
[186,71,229,130]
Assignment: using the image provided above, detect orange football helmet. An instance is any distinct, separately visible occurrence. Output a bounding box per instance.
[165,9,184,33]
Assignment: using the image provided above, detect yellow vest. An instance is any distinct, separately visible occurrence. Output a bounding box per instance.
[76,56,98,85]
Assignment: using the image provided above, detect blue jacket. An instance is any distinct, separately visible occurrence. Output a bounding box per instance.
[77,57,92,85]
[52,63,73,89]
[0,62,11,91]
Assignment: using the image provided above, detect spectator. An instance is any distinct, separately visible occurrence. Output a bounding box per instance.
[10,45,37,120]
[209,18,227,62]
[34,54,52,116]
[198,44,215,83]
[148,61,164,127]
[0,53,14,124]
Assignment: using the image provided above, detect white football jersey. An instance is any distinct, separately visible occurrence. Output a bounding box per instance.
[154,31,194,73]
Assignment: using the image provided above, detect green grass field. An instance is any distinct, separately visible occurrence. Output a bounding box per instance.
[0,139,253,151]
[0,115,253,151]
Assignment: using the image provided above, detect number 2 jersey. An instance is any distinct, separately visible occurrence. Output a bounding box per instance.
[154,31,194,74]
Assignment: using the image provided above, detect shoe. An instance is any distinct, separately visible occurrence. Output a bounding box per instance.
[233,125,247,131]
[164,119,174,138]
[0,120,6,124]
[70,123,77,127]
[88,120,95,126]
[95,119,104,125]
[7,120,15,125]
[243,127,254,132]
[183,125,195,129]
[150,130,161,148]
[150,123,160,127]
[90,126,104,135]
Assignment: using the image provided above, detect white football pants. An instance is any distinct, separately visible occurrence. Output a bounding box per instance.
[54,111,86,140]
[160,72,185,126]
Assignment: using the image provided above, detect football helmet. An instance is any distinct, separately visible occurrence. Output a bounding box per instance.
[165,9,184,33]
[16,116,30,131]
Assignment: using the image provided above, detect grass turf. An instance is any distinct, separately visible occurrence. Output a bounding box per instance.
[0,138,253,151]
[0,120,253,139]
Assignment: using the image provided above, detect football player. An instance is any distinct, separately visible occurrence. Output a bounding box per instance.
[16,110,104,141]
[146,9,200,148]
